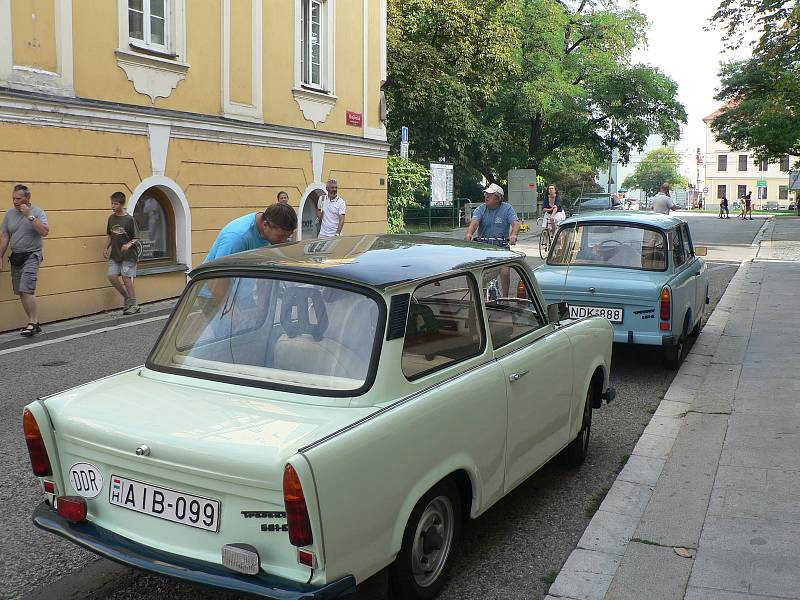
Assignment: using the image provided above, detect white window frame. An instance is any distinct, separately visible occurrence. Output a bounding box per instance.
[758,186,768,200]
[295,0,335,94]
[123,0,181,57]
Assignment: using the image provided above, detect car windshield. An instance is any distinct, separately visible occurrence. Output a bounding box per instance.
[576,197,610,210]
[548,224,667,270]
[148,276,382,393]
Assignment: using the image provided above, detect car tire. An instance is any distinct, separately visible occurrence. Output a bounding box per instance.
[665,336,685,369]
[388,479,462,600]
[559,386,593,467]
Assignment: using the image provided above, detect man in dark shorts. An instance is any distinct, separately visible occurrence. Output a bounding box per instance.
[0,184,51,336]
[104,192,141,314]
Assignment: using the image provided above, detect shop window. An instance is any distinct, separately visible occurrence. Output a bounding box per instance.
[128,0,170,53]
[717,154,727,172]
[738,154,748,171]
[133,189,175,262]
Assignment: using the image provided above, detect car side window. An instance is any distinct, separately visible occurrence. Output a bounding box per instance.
[681,224,694,258]
[670,228,686,268]
[401,274,483,380]
[482,265,545,349]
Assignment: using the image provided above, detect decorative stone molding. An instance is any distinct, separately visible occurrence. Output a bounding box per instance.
[293,88,337,128]
[115,49,189,103]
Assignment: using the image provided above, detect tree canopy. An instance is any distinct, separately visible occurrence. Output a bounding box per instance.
[621,147,687,198]
[710,0,800,159]
[386,0,687,192]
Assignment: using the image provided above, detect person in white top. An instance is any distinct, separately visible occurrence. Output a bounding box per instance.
[651,183,677,215]
[317,179,347,238]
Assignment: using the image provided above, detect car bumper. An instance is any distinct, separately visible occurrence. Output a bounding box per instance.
[612,329,674,346]
[32,502,356,600]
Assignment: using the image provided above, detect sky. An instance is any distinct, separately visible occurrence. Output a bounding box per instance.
[630,0,751,178]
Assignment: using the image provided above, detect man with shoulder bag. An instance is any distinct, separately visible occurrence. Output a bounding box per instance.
[0,184,50,336]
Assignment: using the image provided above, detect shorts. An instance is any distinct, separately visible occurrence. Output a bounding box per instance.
[108,259,137,278]
[11,253,41,295]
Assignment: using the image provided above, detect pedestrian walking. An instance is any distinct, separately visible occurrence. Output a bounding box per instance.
[651,183,677,215]
[744,191,753,219]
[0,184,50,336]
[317,179,346,238]
[104,192,142,314]
[719,195,730,219]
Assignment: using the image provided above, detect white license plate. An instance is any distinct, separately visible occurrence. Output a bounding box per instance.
[568,305,623,323]
[109,475,220,532]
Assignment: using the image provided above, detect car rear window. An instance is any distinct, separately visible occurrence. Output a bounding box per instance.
[548,224,667,270]
[148,276,382,394]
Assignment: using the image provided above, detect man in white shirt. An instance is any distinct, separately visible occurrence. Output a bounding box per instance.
[317,179,347,238]
[651,183,677,215]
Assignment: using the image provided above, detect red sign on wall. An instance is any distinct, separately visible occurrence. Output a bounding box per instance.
[346,111,363,127]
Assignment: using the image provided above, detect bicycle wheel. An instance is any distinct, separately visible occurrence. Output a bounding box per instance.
[539,229,551,259]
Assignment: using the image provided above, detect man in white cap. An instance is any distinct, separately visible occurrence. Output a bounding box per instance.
[464,183,520,247]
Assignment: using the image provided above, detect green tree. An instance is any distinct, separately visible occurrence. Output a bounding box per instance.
[622,147,687,198]
[387,155,429,233]
[710,1,800,160]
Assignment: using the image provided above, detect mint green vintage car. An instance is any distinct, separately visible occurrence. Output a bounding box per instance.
[23,235,614,600]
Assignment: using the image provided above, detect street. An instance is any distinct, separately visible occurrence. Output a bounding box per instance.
[0,215,764,600]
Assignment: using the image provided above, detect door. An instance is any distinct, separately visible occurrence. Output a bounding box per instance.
[300,190,321,239]
[669,227,695,335]
[681,223,706,317]
[481,265,574,492]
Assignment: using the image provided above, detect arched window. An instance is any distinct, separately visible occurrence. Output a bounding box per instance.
[132,187,176,262]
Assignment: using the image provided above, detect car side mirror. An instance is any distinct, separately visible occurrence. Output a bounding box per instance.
[694,246,707,257]
[547,301,568,323]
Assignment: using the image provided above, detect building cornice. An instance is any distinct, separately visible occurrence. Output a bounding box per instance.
[0,87,389,158]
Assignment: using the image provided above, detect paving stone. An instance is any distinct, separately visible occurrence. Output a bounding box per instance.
[631,433,676,461]
[712,465,767,491]
[598,480,654,520]
[732,389,800,417]
[605,543,693,600]
[685,586,791,600]
[689,547,800,599]
[692,364,740,415]
[721,314,754,338]
[560,549,621,576]
[654,400,689,418]
[617,455,665,487]
[711,334,749,365]
[634,413,728,548]
[577,510,639,556]
[549,570,613,600]
[699,514,800,556]
[662,386,696,404]
[641,414,683,439]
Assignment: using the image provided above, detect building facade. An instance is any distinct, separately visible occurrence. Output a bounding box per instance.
[0,0,388,332]
[704,108,795,210]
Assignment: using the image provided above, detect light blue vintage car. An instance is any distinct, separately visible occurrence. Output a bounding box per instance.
[23,235,614,600]
[534,212,709,368]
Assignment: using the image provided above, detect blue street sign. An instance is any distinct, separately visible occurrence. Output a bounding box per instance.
[401,126,409,143]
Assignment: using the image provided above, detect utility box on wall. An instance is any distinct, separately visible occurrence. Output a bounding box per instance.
[508,169,538,217]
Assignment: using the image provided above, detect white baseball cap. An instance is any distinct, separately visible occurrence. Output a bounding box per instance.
[483,183,504,197]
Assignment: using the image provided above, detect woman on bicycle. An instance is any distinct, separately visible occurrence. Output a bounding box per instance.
[542,185,563,235]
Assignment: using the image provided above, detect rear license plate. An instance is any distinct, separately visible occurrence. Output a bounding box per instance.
[568,305,623,323]
[109,475,220,532]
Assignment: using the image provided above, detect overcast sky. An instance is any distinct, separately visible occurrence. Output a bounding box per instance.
[631,0,750,176]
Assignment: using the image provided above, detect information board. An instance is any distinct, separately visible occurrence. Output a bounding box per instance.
[430,163,454,207]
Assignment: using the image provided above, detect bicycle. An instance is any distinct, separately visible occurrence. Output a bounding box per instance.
[537,217,553,259]
[472,236,511,250]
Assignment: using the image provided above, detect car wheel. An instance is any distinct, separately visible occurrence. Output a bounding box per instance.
[691,316,703,337]
[665,336,685,369]
[559,386,593,467]
[389,480,461,600]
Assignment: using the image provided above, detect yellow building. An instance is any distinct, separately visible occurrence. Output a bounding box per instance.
[0,0,389,331]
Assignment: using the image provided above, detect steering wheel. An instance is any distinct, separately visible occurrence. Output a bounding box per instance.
[599,240,623,250]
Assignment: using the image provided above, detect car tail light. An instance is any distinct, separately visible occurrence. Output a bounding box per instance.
[43,480,56,494]
[283,464,313,547]
[23,408,52,477]
[57,496,87,523]
[516,280,527,299]
[298,549,316,568]
[660,287,671,330]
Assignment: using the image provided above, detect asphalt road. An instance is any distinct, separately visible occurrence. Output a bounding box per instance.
[0,214,765,600]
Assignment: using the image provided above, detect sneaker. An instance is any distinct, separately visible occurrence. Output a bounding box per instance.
[20,322,42,337]
[122,303,140,315]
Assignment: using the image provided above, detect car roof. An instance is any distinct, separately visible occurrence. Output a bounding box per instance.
[561,210,683,229]
[190,234,521,290]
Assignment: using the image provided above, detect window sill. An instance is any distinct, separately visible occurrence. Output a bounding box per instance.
[128,41,179,60]
[292,88,337,127]
[138,262,189,276]
[115,48,190,102]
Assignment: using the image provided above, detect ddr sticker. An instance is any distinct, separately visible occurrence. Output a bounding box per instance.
[69,462,103,498]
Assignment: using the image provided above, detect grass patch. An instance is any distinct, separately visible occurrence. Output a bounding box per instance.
[618,454,630,470]
[645,406,657,414]
[585,486,610,517]
[540,569,559,586]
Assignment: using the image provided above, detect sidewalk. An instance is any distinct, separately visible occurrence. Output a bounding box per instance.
[547,217,800,600]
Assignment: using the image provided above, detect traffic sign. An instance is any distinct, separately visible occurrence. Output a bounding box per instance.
[400,141,409,159]
[703,187,709,194]
[757,179,768,188]
[790,170,800,190]
[401,126,409,143]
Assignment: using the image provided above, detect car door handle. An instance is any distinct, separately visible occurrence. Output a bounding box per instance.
[509,370,529,382]
[693,271,701,277]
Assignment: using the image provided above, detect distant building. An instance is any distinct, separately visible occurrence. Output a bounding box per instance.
[704,107,795,210]
[0,1,389,331]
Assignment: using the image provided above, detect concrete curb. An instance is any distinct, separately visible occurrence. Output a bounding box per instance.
[545,260,754,600]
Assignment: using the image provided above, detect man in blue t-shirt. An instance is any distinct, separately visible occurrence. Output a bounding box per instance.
[465,183,520,246]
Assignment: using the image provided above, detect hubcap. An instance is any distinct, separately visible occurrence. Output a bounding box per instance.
[410,496,454,588]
